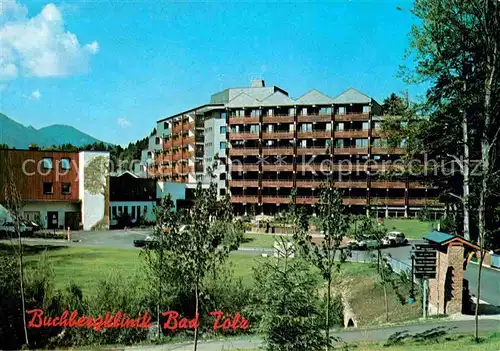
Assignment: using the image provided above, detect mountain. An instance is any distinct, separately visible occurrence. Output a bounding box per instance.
[0,113,106,148]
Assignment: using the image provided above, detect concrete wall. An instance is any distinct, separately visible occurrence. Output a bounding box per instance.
[79,151,110,230]
[204,117,227,197]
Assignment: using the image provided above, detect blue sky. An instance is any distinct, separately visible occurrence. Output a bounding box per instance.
[1,0,423,146]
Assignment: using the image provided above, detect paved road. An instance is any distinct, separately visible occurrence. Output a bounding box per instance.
[125,319,500,351]
[2,230,498,306]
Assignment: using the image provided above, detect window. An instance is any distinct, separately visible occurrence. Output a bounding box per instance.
[131,206,136,219]
[143,206,148,215]
[336,123,344,131]
[362,122,369,130]
[250,125,260,134]
[319,107,332,115]
[221,112,227,119]
[373,121,381,130]
[43,182,53,194]
[124,206,128,215]
[338,107,346,115]
[136,206,141,218]
[155,137,160,145]
[61,183,71,194]
[60,158,71,170]
[42,157,53,169]
[220,126,227,134]
[363,105,370,113]
[118,206,123,215]
[219,189,226,196]
[219,173,226,180]
[301,108,308,116]
[289,108,296,116]
[355,139,368,148]
[164,121,170,129]
[220,142,227,150]
[112,206,117,220]
[267,109,274,116]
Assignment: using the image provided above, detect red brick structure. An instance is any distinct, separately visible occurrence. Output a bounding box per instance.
[424,232,479,315]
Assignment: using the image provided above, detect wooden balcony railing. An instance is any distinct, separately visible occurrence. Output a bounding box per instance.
[334,130,369,138]
[261,179,294,187]
[261,196,291,204]
[408,181,435,189]
[335,181,368,188]
[334,147,369,155]
[182,136,195,145]
[297,131,332,139]
[295,197,320,205]
[295,180,323,188]
[296,147,329,155]
[228,116,260,124]
[229,180,259,187]
[262,115,295,124]
[371,130,387,138]
[173,138,183,147]
[231,164,260,172]
[182,122,195,132]
[229,132,260,141]
[371,147,406,155]
[408,198,441,206]
[163,140,173,149]
[173,124,183,134]
[231,195,259,203]
[370,198,406,206]
[343,197,368,205]
[262,147,294,156]
[370,181,406,188]
[172,152,182,161]
[297,114,332,123]
[229,148,260,156]
[181,151,194,160]
[335,112,370,122]
[262,131,294,139]
[261,164,294,171]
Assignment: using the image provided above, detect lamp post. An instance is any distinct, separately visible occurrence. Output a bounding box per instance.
[409,248,416,304]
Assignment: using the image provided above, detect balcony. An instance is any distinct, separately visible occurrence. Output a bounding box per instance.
[335,181,368,188]
[172,152,182,161]
[298,163,334,172]
[370,181,406,188]
[173,124,183,134]
[343,197,368,205]
[408,198,441,206]
[334,130,369,138]
[232,195,259,204]
[296,180,323,188]
[229,148,260,156]
[334,147,369,155]
[180,165,195,174]
[229,132,260,141]
[182,122,195,132]
[335,112,370,122]
[181,151,194,160]
[262,147,294,156]
[262,131,294,139]
[262,196,291,204]
[370,198,406,206]
[371,129,387,138]
[262,115,295,124]
[262,164,294,171]
[261,179,294,188]
[297,131,332,139]
[371,147,406,155]
[182,136,195,145]
[231,164,260,172]
[296,147,329,155]
[163,140,173,149]
[229,180,259,187]
[408,181,435,189]
[297,114,332,123]
[228,116,259,125]
[172,138,183,147]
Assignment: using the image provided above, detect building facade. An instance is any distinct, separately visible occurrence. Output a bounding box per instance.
[140,80,442,216]
[0,147,110,230]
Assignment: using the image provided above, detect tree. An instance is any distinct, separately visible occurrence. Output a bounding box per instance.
[401,0,500,340]
[381,93,407,115]
[2,167,29,347]
[291,180,348,350]
[253,239,329,351]
[153,162,242,350]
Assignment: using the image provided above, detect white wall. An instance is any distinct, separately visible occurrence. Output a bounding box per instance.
[21,201,80,229]
[79,151,110,230]
[110,201,156,226]
[204,117,227,197]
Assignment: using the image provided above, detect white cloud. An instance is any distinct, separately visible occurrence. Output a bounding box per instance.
[0,1,99,80]
[117,117,131,128]
[29,89,41,100]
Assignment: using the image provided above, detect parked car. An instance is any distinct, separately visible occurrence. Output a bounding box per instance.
[381,231,408,247]
[133,235,157,248]
[347,235,380,250]
[0,220,34,234]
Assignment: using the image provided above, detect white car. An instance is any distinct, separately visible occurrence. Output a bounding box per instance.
[348,236,379,250]
[382,231,408,247]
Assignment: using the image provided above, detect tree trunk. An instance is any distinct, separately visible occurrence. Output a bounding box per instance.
[475,249,485,341]
[383,284,389,323]
[193,279,199,351]
[326,276,331,351]
[461,102,470,240]
[18,232,29,347]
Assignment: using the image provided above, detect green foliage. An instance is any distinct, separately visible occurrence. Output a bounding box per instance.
[252,251,331,351]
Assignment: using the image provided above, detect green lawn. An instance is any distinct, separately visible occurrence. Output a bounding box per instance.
[233,332,500,351]
[351,218,436,240]
[241,233,278,248]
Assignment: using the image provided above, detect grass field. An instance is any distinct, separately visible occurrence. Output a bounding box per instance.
[233,332,500,351]
[1,243,421,326]
[380,218,436,240]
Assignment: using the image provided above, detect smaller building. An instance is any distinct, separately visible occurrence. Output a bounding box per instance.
[109,171,156,227]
